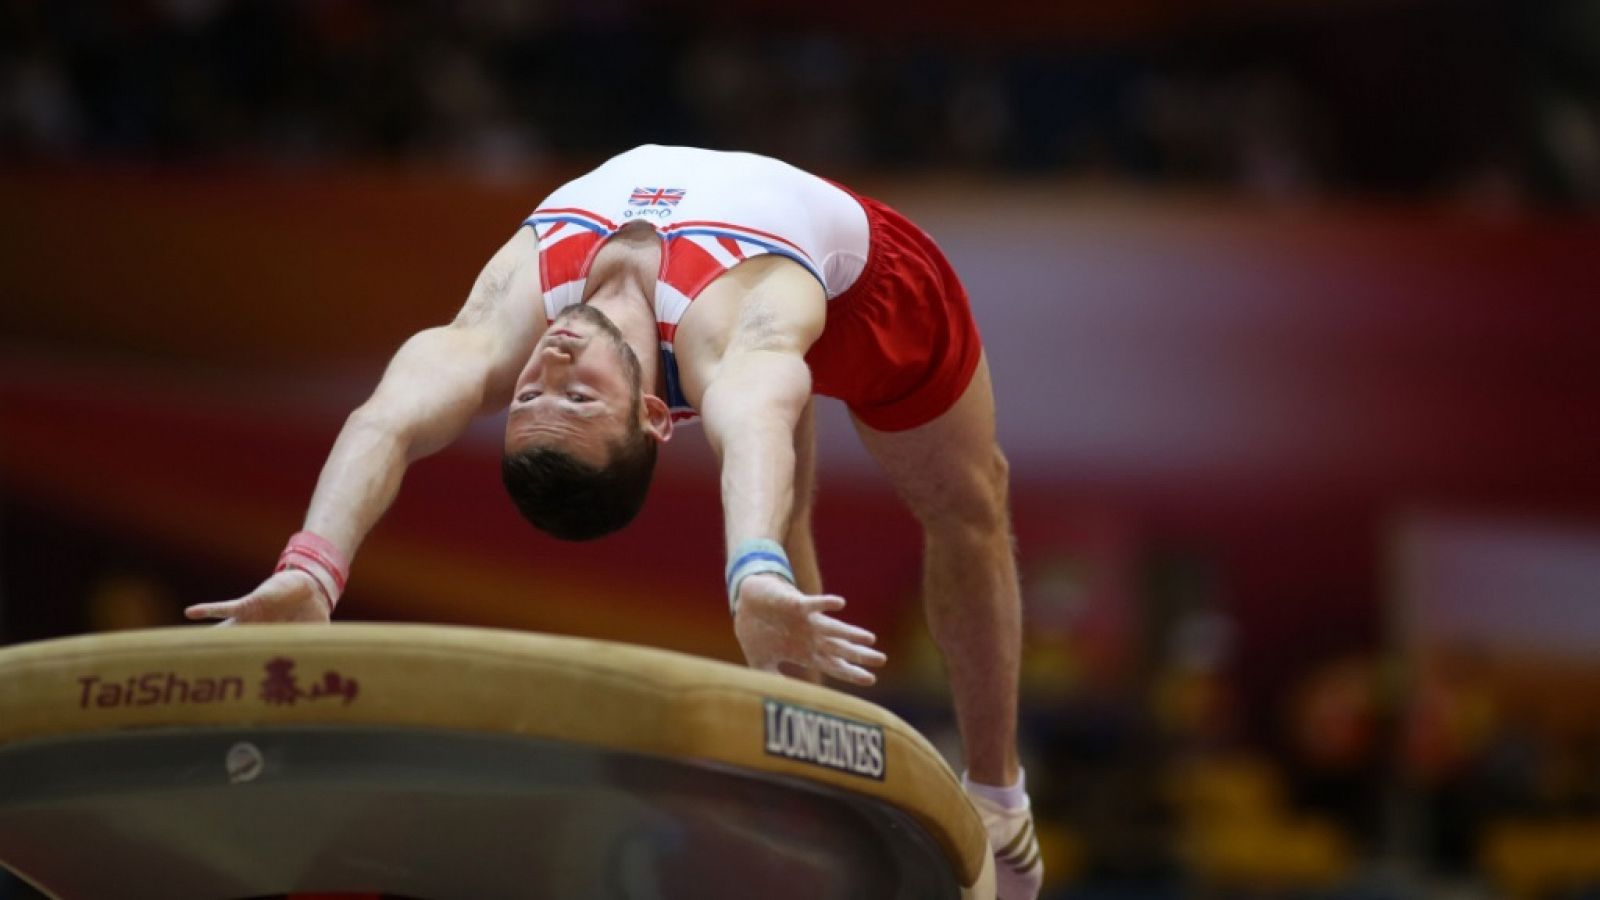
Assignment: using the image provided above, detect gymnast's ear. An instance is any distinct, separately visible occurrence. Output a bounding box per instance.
[640,394,674,444]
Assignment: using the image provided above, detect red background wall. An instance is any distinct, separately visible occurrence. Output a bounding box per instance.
[4,167,1599,705]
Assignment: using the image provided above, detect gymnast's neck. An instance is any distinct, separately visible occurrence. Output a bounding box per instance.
[583,231,665,397]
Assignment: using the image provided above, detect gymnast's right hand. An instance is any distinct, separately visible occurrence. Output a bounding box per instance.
[733,574,887,686]
[184,569,333,626]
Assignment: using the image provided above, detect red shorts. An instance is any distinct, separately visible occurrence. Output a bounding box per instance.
[804,191,984,432]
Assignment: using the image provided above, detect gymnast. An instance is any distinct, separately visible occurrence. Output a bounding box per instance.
[184,145,1042,899]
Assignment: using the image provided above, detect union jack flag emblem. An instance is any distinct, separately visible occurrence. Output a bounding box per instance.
[629,187,686,207]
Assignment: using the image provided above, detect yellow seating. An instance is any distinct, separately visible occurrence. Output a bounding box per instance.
[1168,756,1354,890]
[1483,819,1600,899]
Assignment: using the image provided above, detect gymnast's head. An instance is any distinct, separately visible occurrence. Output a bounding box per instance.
[501,304,671,541]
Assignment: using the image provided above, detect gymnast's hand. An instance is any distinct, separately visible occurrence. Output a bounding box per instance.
[184,570,333,626]
[732,574,887,686]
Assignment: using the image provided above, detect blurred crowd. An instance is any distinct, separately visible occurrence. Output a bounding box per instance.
[3,0,1599,208]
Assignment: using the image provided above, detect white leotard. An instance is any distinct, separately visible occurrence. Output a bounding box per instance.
[524,145,871,420]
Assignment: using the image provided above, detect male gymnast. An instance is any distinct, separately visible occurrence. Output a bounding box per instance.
[186,145,1042,898]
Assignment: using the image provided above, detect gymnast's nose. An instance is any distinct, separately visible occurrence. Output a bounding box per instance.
[538,344,574,369]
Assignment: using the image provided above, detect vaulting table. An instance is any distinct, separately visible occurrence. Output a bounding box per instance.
[0,623,994,899]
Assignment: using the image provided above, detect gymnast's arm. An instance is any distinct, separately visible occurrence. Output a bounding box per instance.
[696,273,885,685]
[772,399,827,684]
[785,398,822,596]
[185,228,544,625]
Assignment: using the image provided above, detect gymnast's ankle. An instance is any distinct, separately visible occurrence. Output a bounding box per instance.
[962,767,1029,812]
[962,768,1043,900]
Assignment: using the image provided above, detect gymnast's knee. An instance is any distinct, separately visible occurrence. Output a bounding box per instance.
[915,445,1013,547]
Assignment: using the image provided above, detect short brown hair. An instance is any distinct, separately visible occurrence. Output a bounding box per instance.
[500,421,658,541]
[501,314,658,540]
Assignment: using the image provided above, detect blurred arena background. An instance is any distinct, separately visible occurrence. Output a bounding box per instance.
[3,1,1600,897]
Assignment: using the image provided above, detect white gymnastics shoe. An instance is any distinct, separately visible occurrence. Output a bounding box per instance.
[963,771,1044,900]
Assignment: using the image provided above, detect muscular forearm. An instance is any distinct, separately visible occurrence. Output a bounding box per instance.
[784,399,821,593]
[700,351,812,557]
[717,417,798,554]
[298,325,505,564]
[187,229,542,626]
[786,519,821,594]
[300,408,414,561]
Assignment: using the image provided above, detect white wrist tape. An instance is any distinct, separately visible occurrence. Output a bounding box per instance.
[725,538,795,615]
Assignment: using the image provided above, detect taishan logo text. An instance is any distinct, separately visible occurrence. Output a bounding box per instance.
[76,657,360,710]
[78,672,244,708]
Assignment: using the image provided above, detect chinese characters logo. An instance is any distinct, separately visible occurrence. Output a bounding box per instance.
[260,657,360,706]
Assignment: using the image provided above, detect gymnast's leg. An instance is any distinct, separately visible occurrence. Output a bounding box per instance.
[850,353,1041,899]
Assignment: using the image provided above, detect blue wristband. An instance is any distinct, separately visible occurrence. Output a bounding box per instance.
[725,538,794,615]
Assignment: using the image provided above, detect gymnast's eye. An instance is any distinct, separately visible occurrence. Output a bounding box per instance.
[566,392,588,403]
[518,389,543,403]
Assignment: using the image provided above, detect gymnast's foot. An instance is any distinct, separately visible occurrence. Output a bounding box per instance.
[963,770,1043,900]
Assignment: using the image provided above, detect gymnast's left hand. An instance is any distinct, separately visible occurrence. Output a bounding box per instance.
[733,574,887,686]
[184,569,333,626]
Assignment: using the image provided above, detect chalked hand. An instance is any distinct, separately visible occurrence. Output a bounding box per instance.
[185,569,333,626]
[732,574,886,686]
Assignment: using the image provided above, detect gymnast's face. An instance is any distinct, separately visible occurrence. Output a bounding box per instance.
[504,305,640,466]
